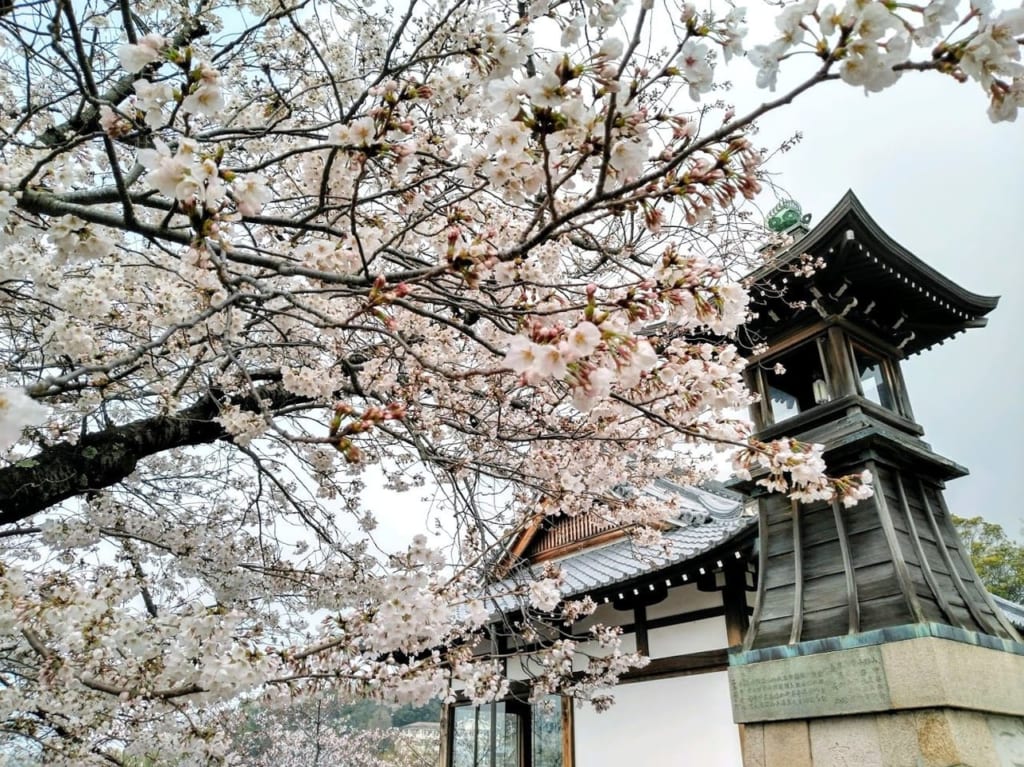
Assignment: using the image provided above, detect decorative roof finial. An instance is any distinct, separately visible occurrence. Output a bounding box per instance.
[767,199,812,233]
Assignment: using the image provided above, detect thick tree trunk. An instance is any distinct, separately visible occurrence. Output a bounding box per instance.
[0,386,302,525]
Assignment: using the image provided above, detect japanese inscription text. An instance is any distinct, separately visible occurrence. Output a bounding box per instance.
[730,647,891,722]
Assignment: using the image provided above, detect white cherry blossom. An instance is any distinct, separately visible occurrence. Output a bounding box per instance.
[0,0,1018,760]
[565,322,603,359]
[116,34,165,73]
[0,388,46,452]
[676,39,715,99]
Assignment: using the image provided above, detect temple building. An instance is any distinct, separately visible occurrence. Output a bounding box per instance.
[441,192,1024,767]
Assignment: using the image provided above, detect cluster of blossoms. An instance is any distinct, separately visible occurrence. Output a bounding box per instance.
[0,387,47,452]
[505,316,660,412]
[0,560,282,764]
[960,7,1024,121]
[136,139,269,219]
[503,246,753,413]
[734,439,874,506]
[749,0,1024,120]
[116,33,166,73]
[223,716,437,767]
[214,405,269,447]
[117,34,226,118]
[0,0,1017,761]
[528,571,567,613]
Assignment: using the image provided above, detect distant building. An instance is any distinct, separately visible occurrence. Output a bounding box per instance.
[401,720,440,739]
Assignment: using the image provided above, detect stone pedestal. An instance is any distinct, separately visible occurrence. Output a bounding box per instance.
[729,625,1024,767]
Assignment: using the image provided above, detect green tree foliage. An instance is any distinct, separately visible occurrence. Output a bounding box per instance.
[953,516,1024,603]
[391,701,443,728]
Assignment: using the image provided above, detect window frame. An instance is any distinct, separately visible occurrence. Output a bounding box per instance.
[755,334,834,427]
[847,340,902,416]
[447,696,572,767]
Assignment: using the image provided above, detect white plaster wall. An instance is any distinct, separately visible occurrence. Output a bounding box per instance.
[573,672,742,766]
[573,632,637,672]
[647,616,728,659]
[645,582,723,620]
[573,601,633,633]
[507,655,530,682]
[507,633,638,677]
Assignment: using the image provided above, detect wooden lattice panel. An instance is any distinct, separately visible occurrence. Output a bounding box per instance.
[527,513,624,561]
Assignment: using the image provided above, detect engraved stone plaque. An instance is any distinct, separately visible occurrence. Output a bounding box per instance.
[730,646,892,722]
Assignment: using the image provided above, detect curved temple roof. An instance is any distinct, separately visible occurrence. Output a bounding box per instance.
[497,481,755,608]
[543,505,754,600]
[992,594,1024,630]
[747,190,999,356]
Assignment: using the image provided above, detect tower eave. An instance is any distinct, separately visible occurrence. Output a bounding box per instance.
[747,191,999,355]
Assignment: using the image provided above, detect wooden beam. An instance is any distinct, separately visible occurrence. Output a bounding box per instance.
[747,367,771,432]
[745,319,831,365]
[894,474,957,627]
[504,597,735,660]
[723,562,749,647]
[439,703,453,767]
[619,648,730,683]
[788,499,804,645]
[921,479,1019,638]
[830,498,860,635]
[742,498,770,653]
[562,696,576,767]
[825,325,857,399]
[492,514,545,578]
[868,461,927,624]
[633,605,650,656]
[889,351,916,422]
[635,605,727,633]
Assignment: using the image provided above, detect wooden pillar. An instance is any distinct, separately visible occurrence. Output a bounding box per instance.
[723,560,749,647]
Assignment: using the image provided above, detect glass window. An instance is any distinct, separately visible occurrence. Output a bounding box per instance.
[760,338,831,424]
[532,697,564,767]
[851,345,896,411]
[452,705,481,767]
[451,697,565,767]
[766,384,800,422]
[453,703,521,767]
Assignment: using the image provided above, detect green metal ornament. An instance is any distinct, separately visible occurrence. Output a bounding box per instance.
[767,199,807,232]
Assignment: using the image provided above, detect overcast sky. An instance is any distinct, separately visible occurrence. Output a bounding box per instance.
[736,43,1024,539]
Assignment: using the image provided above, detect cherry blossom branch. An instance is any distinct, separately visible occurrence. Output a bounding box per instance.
[0,385,307,525]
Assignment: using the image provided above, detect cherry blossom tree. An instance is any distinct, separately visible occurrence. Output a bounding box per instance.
[223,699,438,767]
[233,724,436,767]
[0,0,1021,763]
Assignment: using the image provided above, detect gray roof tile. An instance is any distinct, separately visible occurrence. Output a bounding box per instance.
[992,594,1024,629]
[495,482,755,608]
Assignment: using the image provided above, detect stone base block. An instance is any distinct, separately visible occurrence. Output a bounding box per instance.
[730,635,1024,723]
[732,633,1024,767]
[742,709,1024,767]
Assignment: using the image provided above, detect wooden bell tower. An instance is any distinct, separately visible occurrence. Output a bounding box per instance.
[728,193,1024,767]
[740,192,1019,649]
